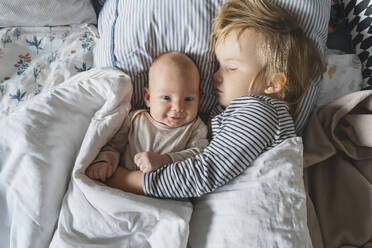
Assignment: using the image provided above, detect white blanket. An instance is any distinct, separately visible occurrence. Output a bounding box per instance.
[188,137,313,248]
[0,68,192,248]
[0,67,312,248]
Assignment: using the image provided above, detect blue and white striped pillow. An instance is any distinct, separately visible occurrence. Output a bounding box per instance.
[93,0,330,134]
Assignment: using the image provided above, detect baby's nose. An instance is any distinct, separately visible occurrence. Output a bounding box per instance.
[172,100,184,112]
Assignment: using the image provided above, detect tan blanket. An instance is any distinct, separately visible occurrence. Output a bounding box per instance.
[303,90,372,248]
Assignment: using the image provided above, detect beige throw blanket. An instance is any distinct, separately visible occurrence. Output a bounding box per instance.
[303,90,372,248]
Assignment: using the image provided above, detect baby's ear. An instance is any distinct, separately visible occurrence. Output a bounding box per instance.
[143,87,150,107]
[264,72,287,95]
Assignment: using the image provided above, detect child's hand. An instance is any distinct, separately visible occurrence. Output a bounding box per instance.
[86,162,114,182]
[134,152,172,173]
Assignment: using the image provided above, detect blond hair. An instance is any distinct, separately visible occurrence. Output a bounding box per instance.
[212,0,326,116]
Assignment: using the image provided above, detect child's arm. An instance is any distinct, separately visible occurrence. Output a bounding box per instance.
[113,99,287,198]
[106,167,144,195]
[143,103,276,198]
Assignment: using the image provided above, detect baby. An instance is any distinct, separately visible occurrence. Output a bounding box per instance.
[86,51,208,182]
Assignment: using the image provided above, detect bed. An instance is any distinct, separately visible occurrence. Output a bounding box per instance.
[0,0,371,247]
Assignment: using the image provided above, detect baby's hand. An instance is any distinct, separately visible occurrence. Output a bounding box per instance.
[134,152,172,173]
[86,162,114,182]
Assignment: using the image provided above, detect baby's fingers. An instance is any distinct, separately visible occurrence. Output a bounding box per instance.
[93,167,101,179]
[139,164,151,173]
[99,168,107,182]
[87,166,100,179]
[106,164,113,178]
[134,153,143,162]
[134,156,144,167]
[99,165,112,182]
[139,166,146,173]
[86,167,94,178]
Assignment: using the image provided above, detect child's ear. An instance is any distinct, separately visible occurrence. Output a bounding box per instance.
[143,87,150,107]
[264,72,287,95]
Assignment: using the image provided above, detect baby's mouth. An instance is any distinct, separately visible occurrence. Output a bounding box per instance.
[168,114,184,122]
[169,116,182,120]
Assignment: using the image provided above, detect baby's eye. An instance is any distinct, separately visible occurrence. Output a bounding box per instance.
[228,67,237,71]
[184,97,194,102]
[162,96,171,100]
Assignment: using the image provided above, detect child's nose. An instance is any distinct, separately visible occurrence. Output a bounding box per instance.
[213,69,221,86]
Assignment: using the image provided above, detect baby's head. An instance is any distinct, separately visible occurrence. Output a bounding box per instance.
[212,0,326,116]
[144,51,200,128]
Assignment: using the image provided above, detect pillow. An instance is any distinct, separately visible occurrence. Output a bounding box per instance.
[317,52,363,107]
[94,0,330,133]
[0,0,97,27]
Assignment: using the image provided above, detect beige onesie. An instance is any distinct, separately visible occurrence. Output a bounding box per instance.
[92,109,208,170]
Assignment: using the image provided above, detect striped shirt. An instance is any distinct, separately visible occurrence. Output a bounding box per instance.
[143,95,296,198]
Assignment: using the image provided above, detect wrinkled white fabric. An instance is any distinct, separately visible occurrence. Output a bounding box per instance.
[189,137,313,248]
[0,67,192,248]
[50,72,192,248]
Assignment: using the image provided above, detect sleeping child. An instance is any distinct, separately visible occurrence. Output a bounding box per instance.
[104,0,327,197]
[86,51,208,182]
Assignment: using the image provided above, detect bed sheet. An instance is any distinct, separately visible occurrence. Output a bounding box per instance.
[0,24,97,118]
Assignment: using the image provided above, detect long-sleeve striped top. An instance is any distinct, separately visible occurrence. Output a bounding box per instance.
[143,95,297,198]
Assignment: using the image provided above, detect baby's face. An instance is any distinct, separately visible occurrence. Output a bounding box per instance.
[213,29,266,107]
[145,63,200,128]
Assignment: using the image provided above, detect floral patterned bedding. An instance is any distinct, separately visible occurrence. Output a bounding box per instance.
[0,24,97,118]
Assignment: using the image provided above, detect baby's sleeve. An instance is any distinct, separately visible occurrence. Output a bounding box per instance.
[167,118,209,162]
[91,115,131,170]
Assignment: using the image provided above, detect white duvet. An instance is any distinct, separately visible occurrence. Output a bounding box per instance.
[0,68,312,248]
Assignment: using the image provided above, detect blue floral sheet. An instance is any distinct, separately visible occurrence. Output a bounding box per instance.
[0,24,97,118]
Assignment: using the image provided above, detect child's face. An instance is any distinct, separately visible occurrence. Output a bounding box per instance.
[213,29,266,107]
[145,64,200,128]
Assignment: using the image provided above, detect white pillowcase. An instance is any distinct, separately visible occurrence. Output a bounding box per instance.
[0,0,97,27]
[317,52,363,107]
